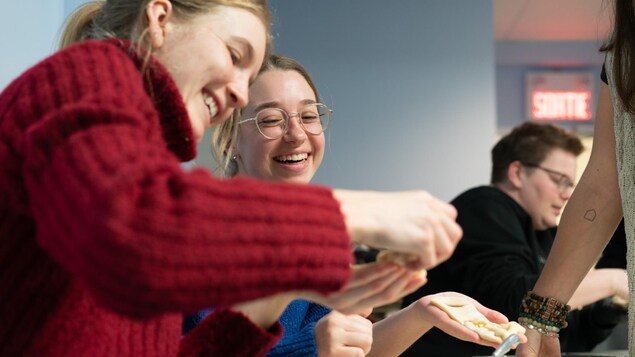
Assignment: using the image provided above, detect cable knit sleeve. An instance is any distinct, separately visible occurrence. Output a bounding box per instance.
[179,308,283,357]
[11,41,352,318]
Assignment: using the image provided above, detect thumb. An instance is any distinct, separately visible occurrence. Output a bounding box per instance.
[356,307,373,318]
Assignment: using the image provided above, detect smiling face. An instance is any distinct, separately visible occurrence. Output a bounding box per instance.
[150,2,267,142]
[235,70,325,184]
[516,148,577,230]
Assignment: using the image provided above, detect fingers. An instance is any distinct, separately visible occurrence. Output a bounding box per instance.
[356,307,373,318]
[472,302,508,324]
[315,312,373,357]
[412,199,462,270]
[348,262,399,289]
[429,204,462,266]
[335,269,412,314]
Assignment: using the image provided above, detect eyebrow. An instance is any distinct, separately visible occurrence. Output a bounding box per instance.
[252,99,317,113]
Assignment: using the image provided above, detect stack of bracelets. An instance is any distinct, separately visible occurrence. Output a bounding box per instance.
[518,291,570,337]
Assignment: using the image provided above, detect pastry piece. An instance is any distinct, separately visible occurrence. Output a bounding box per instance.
[430,296,525,344]
[376,250,427,278]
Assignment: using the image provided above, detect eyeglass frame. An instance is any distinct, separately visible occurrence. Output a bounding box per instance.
[521,163,575,192]
[237,103,332,139]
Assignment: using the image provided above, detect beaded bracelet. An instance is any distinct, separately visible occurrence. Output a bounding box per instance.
[519,291,570,333]
[518,316,560,337]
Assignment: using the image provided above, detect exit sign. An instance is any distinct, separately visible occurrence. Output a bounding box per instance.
[526,72,594,121]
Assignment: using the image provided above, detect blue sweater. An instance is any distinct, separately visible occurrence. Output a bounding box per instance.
[183,300,330,356]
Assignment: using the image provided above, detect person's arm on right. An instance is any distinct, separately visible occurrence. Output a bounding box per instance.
[518,83,624,356]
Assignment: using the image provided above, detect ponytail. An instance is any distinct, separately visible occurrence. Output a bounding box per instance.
[58,1,105,49]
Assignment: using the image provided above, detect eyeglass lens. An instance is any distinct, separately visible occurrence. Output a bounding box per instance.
[540,167,574,191]
[255,104,330,139]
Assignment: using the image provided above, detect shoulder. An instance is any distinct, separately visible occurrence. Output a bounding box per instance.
[452,186,529,228]
[452,186,515,208]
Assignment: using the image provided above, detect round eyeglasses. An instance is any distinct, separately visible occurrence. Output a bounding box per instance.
[523,163,575,192]
[238,103,332,139]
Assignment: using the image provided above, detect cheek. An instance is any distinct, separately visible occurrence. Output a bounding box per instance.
[239,137,274,174]
[311,136,326,166]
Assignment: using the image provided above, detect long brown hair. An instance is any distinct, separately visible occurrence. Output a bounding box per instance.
[600,0,635,114]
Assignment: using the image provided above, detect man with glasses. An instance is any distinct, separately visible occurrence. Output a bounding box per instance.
[401,122,628,357]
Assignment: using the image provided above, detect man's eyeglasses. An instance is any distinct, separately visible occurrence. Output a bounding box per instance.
[238,103,332,139]
[523,163,575,192]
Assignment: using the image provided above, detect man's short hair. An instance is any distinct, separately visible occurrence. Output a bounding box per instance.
[490,122,584,184]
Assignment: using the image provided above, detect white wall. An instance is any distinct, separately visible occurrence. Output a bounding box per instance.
[198,0,498,201]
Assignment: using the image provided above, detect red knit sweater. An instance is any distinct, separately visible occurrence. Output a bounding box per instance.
[0,39,353,356]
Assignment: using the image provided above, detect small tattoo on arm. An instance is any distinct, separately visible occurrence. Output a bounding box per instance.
[584,209,597,222]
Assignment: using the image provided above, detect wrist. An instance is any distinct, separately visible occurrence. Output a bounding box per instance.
[332,189,378,245]
[410,298,435,332]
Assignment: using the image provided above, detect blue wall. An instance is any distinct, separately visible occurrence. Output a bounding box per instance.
[0,1,64,90]
[238,0,498,199]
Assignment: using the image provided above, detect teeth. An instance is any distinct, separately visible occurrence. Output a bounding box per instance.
[275,153,308,162]
[203,92,218,118]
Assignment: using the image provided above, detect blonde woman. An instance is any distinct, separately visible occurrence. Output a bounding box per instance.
[1,1,463,356]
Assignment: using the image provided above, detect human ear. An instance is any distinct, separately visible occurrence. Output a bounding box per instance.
[507,160,524,188]
[146,0,172,48]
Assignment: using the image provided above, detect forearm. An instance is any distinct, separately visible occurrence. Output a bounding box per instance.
[366,304,433,357]
[534,165,622,303]
[534,83,622,304]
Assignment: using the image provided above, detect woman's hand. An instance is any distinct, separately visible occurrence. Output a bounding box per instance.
[315,310,373,357]
[333,189,462,270]
[303,262,427,315]
[515,329,560,356]
[411,292,527,349]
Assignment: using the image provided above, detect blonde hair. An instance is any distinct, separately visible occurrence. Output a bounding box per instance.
[58,0,272,57]
[211,54,321,177]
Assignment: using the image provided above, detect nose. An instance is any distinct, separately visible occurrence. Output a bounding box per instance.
[227,78,249,108]
[560,186,574,200]
[283,114,307,142]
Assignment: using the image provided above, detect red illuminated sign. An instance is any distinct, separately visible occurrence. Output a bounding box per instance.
[526,72,594,121]
[532,91,592,120]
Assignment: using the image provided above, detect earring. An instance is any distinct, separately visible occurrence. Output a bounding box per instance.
[231,154,238,161]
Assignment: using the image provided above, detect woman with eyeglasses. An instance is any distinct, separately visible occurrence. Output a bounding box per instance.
[197,53,525,357]
[0,1,465,356]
